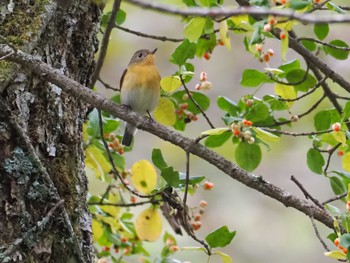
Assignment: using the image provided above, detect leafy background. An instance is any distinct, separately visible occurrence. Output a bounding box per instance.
[90,0,350,262]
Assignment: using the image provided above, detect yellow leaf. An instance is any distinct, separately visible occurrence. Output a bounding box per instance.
[333,131,347,146]
[83,123,89,142]
[275,20,299,31]
[201,128,230,136]
[135,207,162,242]
[160,76,182,92]
[184,17,207,42]
[100,193,121,217]
[342,152,350,172]
[131,160,157,194]
[324,250,346,259]
[281,31,289,61]
[230,15,253,32]
[92,219,104,242]
[252,127,280,143]
[220,21,231,50]
[154,97,176,126]
[85,145,112,179]
[215,251,233,263]
[274,83,297,109]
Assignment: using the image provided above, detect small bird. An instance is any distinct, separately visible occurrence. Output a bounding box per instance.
[120,48,161,146]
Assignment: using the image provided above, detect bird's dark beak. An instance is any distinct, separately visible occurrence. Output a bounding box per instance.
[152,48,158,54]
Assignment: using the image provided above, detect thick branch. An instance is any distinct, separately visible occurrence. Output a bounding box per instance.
[125,0,350,24]
[0,44,335,230]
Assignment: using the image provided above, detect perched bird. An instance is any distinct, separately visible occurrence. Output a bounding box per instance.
[120,48,161,146]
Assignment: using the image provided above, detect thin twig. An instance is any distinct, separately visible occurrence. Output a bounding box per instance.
[322,192,348,205]
[268,64,310,86]
[89,200,157,207]
[89,0,122,89]
[259,127,332,137]
[310,215,330,251]
[98,77,119,91]
[0,200,64,261]
[291,175,325,210]
[323,143,342,173]
[298,38,350,51]
[179,74,215,129]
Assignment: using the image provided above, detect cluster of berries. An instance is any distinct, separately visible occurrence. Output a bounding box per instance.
[191,200,209,231]
[230,119,255,144]
[195,71,213,91]
[175,102,198,122]
[256,44,274,63]
[106,133,124,155]
[263,16,287,40]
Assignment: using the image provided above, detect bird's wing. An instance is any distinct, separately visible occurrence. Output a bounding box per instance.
[120,68,128,89]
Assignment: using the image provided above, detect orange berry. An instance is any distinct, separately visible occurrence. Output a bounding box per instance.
[165,238,175,246]
[123,179,130,186]
[108,142,114,148]
[180,103,189,110]
[203,52,211,60]
[332,122,341,132]
[192,115,198,121]
[169,245,179,252]
[118,148,124,155]
[263,53,270,62]
[203,181,214,190]
[268,16,277,26]
[280,31,287,40]
[191,221,202,231]
[314,0,321,3]
[255,44,263,53]
[124,247,131,255]
[280,0,287,4]
[199,200,208,208]
[217,39,225,46]
[334,238,340,247]
[195,83,202,90]
[338,150,345,157]
[200,71,208,82]
[103,246,110,252]
[130,196,137,203]
[194,214,201,221]
[108,133,116,140]
[242,119,253,127]
[267,48,274,56]
[114,248,119,253]
[233,129,240,136]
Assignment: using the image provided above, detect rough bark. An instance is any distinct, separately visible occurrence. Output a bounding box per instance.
[0,1,101,262]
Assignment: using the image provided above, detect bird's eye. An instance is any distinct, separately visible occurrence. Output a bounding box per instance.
[138,52,143,58]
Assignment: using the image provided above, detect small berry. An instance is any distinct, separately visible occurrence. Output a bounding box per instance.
[203,181,214,190]
[180,103,189,110]
[191,221,202,231]
[176,109,184,116]
[118,148,124,155]
[103,246,110,252]
[200,71,208,82]
[263,53,270,62]
[195,83,202,90]
[123,179,130,186]
[108,142,114,149]
[332,122,341,132]
[113,138,120,145]
[201,80,213,91]
[165,238,175,246]
[97,258,108,263]
[338,150,345,157]
[130,196,137,203]
[268,16,277,26]
[114,248,119,253]
[280,31,287,40]
[199,200,208,208]
[217,39,225,46]
[334,238,340,247]
[192,115,198,121]
[290,115,299,122]
[124,247,131,255]
[194,214,201,221]
[267,48,274,56]
[342,247,348,254]
[242,119,253,127]
[109,133,116,140]
[203,52,211,60]
[169,245,179,252]
[182,94,189,100]
[314,0,321,3]
[231,122,240,131]
[245,99,254,107]
[248,137,255,144]
[263,24,271,32]
[243,130,252,139]
[280,0,287,4]
[121,237,128,243]
[233,129,241,136]
[255,44,263,53]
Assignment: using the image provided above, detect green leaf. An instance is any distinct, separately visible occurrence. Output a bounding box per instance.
[286,69,317,92]
[170,39,197,65]
[179,175,205,185]
[252,127,280,143]
[152,149,168,170]
[245,101,270,123]
[116,9,127,25]
[324,250,346,260]
[160,76,182,93]
[205,226,236,248]
[306,148,324,174]
[235,142,262,171]
[249,26,263,46]
[201,128,230,136]
[263,95,287,111]
[340,234,350,249]
[300,39,317,52]
[196,34,216,57]
[172,91,210,114]
[290,0,311,10]
[240,69,270,87]
[161,166,180,187]
[85,145,112,180]
[342,101,350,122]
[326,2,346,14]
[329,176,346,198]
[215,251,232,263]
[274,83,297,109]
[314,23,329,41]
[184,17,207,42]
[217,96,241,116]
[103,118,120,133]
[204,132,232,148]
[324,40,350,60]
[314,110,331,131]
[278,59,300,76]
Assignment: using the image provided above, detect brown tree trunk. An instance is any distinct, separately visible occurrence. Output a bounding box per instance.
[0,1,101,262]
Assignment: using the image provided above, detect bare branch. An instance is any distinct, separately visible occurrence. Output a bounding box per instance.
[125,0,350,24]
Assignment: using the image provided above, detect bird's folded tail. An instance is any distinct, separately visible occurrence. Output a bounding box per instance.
[122,124,136,146]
